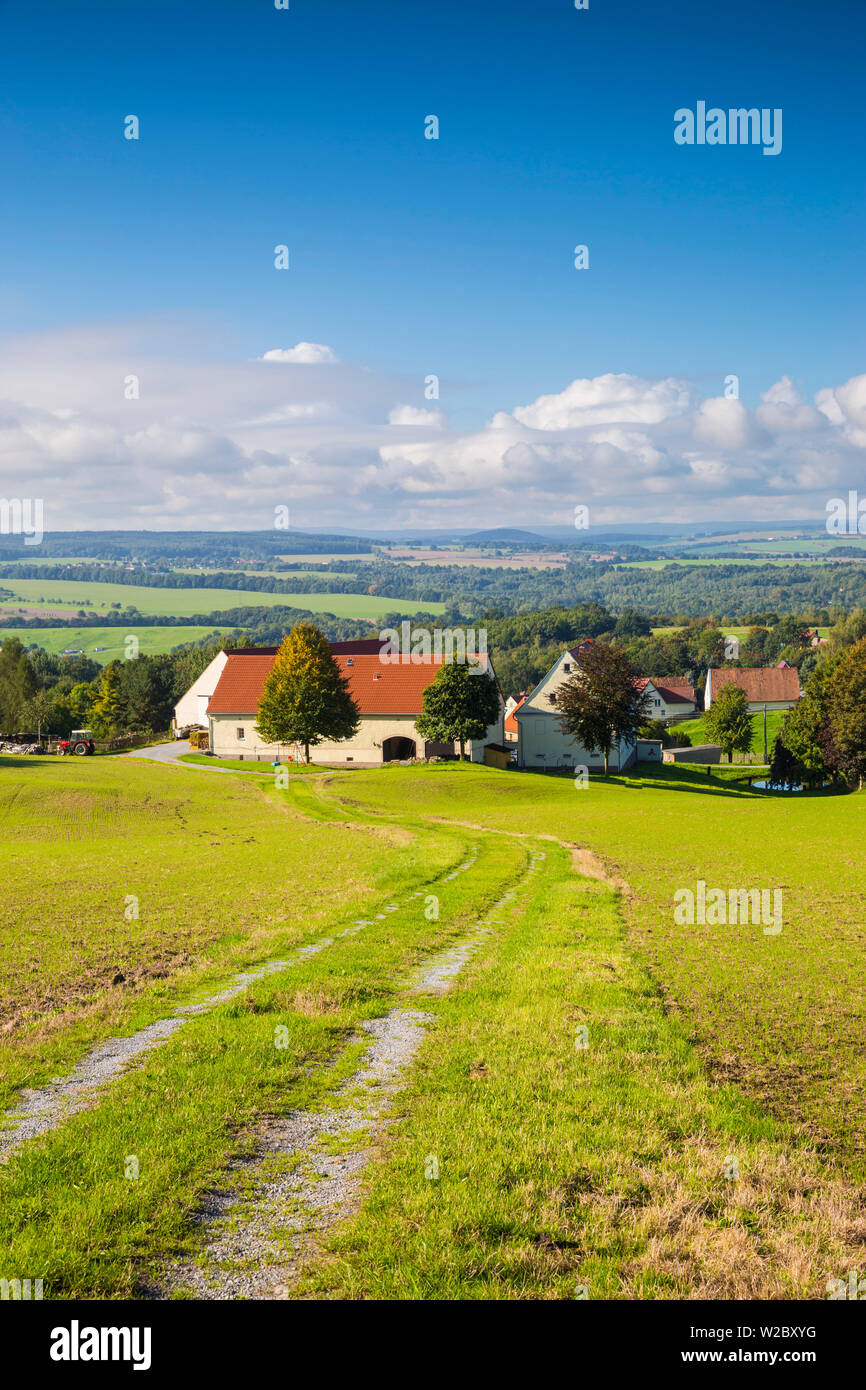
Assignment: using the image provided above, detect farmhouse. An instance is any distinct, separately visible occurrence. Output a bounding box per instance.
[636,677,698,721]
[704,666,801,713]
[205,639,503,764]
[514,642,638,772]
[172,650,229,734]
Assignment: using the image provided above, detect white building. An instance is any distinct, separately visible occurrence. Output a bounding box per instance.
[172,650,229,735]
[514,643,638,772]
[636,677,697,721]
[205,639,504,764]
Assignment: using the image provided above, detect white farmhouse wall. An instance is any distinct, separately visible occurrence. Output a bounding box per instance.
[209,706,503,764]
[515,650,636,771]
[173,651,228,733]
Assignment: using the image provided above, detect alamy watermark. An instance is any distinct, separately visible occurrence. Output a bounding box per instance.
[826,491,866,536]
[0,497,43,545]
[674,103,782,156]
[378,621,487,667]
[673,879,782,935]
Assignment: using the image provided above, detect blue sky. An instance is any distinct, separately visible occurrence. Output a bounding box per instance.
[0,0,864,529]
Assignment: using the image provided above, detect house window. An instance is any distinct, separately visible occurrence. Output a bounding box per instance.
[563,662,571,673]
[237,727,245,740]
[549,692,557,703]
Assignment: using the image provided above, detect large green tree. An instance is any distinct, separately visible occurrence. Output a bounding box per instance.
[703,683,753,763]
[0,637,37,732]
[554,643,649,776]
[826,636,866,788]
[415,661,501,760]
[255,623,359,762]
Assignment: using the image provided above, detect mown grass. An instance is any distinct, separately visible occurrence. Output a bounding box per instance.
[301,845,862,1299]
[313,762,866,1178]
[0,828,524,1297]
[673,709,787,758]
[0,757,453,1109]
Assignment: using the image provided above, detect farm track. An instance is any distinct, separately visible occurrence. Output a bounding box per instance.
[0,834,483,1162]
[154,850,545,1300]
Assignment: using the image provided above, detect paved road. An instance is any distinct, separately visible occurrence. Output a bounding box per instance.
[125,741,265,773]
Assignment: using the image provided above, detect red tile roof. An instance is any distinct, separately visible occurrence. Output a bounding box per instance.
[504,696,526,733]
[709,666,800,703]
[635,677,696,704]
[208,647,492,717]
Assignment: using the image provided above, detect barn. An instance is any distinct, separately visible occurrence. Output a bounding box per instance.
[205,639,503,764]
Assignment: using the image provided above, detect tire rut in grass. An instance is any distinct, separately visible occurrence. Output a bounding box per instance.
[151,848,546,1301]
[0,850,481,1163]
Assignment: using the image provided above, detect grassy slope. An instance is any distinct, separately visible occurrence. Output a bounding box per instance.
[0,757,432,1106]
[315,763,866,1175]
[2,757,864,1300]
[0,578,443,619]
[306,843,857,1300]
[0,625,230,661]
[673,709,786,757]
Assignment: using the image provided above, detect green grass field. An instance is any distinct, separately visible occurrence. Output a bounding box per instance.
[0,578,443,620]
[1,625,231,662]
[1,755,863,1300]
[671,709,787,758]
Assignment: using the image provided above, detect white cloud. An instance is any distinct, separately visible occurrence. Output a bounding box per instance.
[512,372,693,430]
[0,326,864,529]
[816,374,866,447]
[387,404,448,428]
[755,376,826,433]
[259,342,340,364]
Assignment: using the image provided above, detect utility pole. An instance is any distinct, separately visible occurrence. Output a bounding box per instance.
[763,705,768,764]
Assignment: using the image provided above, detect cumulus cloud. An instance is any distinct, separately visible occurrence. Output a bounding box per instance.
[387,404,448,428]
[756,376,826,433]
[258,342,340,364]
[0,323,864,529]
[816,374,866,448]
[512,372,693,430]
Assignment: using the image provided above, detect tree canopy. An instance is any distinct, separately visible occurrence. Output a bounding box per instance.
[254,623,359,761]
[415,661,500,759]
[554,644,649,775]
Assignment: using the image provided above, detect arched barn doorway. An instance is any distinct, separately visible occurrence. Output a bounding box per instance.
[382,735,416,762]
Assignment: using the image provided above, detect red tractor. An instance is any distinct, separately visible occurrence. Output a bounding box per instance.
[57,729,96,756]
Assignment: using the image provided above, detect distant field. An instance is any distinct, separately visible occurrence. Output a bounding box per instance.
[381,548,569,570]
[665,536,866,557]
[621,557,839,570]
[0,579,443,620]
[651,626,829,640]
[1,626,230,662]
[174,568,357,580]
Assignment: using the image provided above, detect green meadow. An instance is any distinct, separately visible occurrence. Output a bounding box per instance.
[1,625,231,662]
[0,578,444,620]
[0,755,863,1300]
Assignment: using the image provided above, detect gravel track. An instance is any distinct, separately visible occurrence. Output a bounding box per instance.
[0,850,480,1162]
[154,848,543,1301]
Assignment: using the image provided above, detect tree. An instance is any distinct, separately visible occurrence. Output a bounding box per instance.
[254,623,359,762]
[825,636,866,788]
[415,660,500,760]
[703,684,753,763]
[90,663,126,738]
[0,638,37,732]
[554,643,650,776]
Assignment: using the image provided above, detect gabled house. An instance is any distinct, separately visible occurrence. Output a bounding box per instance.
[704,665,801,713]
[635,677,697,721]
[514,642,637,772]
[504,694,526,744]
[172,650,230,734]
[205,638,503,764]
